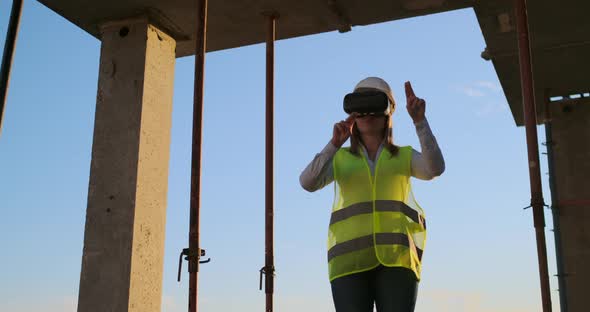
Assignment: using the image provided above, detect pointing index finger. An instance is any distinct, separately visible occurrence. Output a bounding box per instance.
[405,81,415,98]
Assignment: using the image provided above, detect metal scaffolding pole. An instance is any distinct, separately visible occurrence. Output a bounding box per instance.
[260,12,277,312]
[186,0,209,311]
[0,0,23,137]
[515,0,552,311]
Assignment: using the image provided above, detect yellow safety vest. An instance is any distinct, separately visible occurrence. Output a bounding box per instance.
[328,145,427,282]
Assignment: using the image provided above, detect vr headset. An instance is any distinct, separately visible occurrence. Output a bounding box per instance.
[343,90,392,116]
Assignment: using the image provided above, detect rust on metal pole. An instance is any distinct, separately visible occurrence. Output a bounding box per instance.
[0,0,23,137]
[264,12,277,312]
[189,0,208,311]
[515,0,552,311]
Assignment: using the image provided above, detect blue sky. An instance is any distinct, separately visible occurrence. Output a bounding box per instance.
[0,1,561,311]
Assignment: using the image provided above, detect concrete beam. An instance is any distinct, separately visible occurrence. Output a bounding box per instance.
[77,18,175,312]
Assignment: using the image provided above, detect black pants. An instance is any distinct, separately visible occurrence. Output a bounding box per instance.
[331,266,418,312]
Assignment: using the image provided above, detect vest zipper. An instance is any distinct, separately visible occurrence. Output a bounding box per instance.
[361,149,385,264]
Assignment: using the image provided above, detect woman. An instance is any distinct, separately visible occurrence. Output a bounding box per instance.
[300,77,445,312]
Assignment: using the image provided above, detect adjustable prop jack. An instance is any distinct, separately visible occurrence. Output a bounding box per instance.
[178,248,211,282]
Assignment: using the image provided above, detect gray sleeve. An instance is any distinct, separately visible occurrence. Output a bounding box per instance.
[411,119,446,180]
[299,142,338,192]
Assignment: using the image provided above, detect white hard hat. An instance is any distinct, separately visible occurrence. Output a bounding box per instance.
[354,77,396,113]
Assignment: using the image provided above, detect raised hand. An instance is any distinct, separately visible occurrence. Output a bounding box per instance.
[331,113,356,147]
[405,81,426,123]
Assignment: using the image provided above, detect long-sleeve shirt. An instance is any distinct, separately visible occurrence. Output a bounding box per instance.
[299,118,445,192]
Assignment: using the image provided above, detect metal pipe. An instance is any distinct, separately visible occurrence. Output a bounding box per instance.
[0,0,23,137]
[189,0,208,311]
[544,89,568,312]
[263,13,277,312]
[515,0,552,311]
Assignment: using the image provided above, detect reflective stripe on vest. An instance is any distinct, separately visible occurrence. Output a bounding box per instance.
[330,200,427,229]
[329,145,427,282]
[328,233,424,262]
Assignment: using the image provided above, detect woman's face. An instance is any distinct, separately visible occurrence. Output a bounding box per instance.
[354,115,387,137]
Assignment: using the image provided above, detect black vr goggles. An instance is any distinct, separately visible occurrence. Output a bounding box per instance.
[343,90,392,117]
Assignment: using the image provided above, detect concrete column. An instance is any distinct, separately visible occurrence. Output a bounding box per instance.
[549,100,590,312]
[77,17,176,312]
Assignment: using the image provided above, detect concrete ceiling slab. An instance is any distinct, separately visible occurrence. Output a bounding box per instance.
[474,0,590,125]
[37,0,472,57]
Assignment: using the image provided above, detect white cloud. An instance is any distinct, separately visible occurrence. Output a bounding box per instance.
[456,80,502,98]
[458,86,485,97]
[474,81,502,92]
[453,81,508,116]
